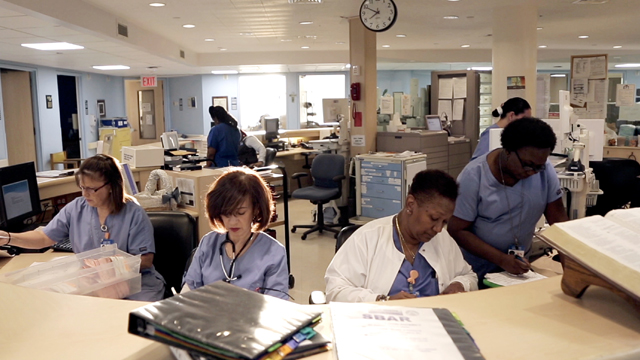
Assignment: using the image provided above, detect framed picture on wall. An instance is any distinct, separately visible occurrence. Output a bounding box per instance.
[212,96,228,111]
[97,99,106,119]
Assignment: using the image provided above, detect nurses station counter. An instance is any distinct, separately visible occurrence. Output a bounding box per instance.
[1,251,639,360]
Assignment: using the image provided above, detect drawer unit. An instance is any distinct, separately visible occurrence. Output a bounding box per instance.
[356,154,426,219]
[604,146,640,164]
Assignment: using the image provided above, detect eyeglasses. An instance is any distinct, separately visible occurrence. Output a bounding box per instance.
[79,182,109,194]
[514,151,546,173]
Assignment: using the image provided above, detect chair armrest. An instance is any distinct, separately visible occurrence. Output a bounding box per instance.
[332,174,346,183]
[291,172,308,189]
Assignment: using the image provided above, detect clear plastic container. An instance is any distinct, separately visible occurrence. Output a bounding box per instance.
[0,245,141,299]
[629,136,639,147]
[616,136,627,147]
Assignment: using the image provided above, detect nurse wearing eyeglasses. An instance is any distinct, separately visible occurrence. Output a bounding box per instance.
[182,168,289,300]
[448,118,569,287]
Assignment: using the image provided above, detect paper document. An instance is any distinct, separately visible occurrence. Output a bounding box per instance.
[330,302,465,360]
[616,83,636,107]
[452,99,465,121]
[438,78,453,99]
[452,77,467,99]
[438,100,452,122]
[36,170,76,178]
[485,270,547,287]
[176,178,195,207]
[380,96,393,115]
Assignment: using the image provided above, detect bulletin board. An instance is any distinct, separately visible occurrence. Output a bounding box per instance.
[570,54,608,119]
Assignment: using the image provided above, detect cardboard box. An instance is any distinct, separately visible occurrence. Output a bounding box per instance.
[121,145,164,168]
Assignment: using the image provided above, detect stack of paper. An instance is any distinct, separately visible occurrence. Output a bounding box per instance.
[484,271,547,287]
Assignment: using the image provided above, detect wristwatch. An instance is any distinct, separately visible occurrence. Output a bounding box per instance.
[375,294,390,302]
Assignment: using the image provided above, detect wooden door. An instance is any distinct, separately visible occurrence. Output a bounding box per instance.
[1,70,37,166]
[125,79,165,145]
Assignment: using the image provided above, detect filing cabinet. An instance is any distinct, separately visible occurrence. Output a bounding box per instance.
[356,154,426,219]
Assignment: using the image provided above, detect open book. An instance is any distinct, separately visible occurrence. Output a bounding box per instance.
[540,208,640,300]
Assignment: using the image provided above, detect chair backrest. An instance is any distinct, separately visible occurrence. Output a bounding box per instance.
[588,158,640,216]
[264,147,277,166]
[311,154,344,189]
[147,211,198,295]
[335,224,361,252]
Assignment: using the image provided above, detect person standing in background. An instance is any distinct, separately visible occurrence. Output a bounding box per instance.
[238,130,267,168]
[471,97,531,160]
[207,106,241,168]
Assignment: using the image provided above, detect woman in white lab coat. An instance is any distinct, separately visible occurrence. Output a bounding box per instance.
[324,170,477,303]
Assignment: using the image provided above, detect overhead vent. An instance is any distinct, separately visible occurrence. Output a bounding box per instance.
[288,0,322,3]
[572,0,608,4]
[180,50,185,59]
[117,23,128,37]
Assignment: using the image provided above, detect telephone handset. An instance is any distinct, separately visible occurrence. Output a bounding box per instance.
[350,82,361,101]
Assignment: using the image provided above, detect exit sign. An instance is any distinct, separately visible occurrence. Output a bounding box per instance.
[141,76,157,87]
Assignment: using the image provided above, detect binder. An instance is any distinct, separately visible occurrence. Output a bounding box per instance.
[128,281,322,359]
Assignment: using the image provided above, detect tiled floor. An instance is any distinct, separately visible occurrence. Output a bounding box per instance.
[271,198,339,304]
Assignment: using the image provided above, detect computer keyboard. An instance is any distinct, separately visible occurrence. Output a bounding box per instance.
[52,238,73,252]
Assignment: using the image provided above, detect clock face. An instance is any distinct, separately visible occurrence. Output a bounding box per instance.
[359,0,397,32]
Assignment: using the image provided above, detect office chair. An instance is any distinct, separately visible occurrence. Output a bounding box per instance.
[147,211,198,298]
[291,154,345,240]
[587,158,640,216]
[264,147,277,166]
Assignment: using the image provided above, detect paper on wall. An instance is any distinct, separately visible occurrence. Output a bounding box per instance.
[536,74,550,119]
[401,94,412,116]
[573,58,590,80]
[452,77,467,99]
[571,93,586,107]
[176,178,195,207]
[438,78,453,99]
[437,100,452,122]
[589,56,607,79]
[380,96,393,115]
[145,114,153,125]
[452,99,465,121]
[141,103,152,112]
[572,79,588,95]
[616,83,636,107]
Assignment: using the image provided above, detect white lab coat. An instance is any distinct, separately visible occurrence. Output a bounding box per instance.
[325,215,478,302]
[243,135,266,163]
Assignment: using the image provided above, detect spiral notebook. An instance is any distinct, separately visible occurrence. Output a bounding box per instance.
[128,281,322,360]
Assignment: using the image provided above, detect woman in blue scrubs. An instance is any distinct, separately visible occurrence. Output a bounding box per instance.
[182,167,289,299]
[448,118,569,286]
[0,154,165,301]
[206,106,241,168]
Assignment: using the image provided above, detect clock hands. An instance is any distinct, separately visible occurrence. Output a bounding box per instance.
[369,9,380,19]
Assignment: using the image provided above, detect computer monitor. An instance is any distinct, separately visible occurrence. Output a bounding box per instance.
[161,131,180,150]
[322,98,349,123]
[425,115,443,131]
[0,162,42,232]
[264,118,279,142]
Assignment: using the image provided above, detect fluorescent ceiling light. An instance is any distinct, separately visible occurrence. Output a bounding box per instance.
[280,39,292,42]
[538,45,547,48]
[299,21,313,25]
[301,46,310,49]
[149,2,165,6]
[537,27,543,30]
[211,70,238,75]
[92,65,130,70]
[578,35,589,39]
[396,34,406,38]
[613,45,622,48]
[336,41,345,44]
[219,48,227,51]
[183,24,195,28]
[382,45,390,48]
[615,63,640,68]
[469,66,492,71]
[239,32,254,36]
[551,74,566,77]
[443,15,459,19]
[21,42,84,51]
[460,44,470,48]
[204,38,215,42]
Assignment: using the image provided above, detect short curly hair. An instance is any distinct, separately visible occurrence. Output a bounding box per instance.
[205,167,274,233]
[500,117,556,153]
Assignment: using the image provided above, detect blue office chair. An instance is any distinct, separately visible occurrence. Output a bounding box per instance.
[291,154,345,240]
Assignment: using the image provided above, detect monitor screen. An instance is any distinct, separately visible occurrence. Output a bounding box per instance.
[161,131,180,150]
[264,118,279,133]
[322,98,349,123]
[0,162,41,232]
[425,115,443,131]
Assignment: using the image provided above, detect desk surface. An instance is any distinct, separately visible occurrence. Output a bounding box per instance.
[1,251,639,360]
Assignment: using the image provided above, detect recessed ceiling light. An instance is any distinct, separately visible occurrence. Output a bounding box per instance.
[299,21,313,25]
[461,44,470,48]
[443,15,459,19]
[613,45,622,48]
[183,24,195,28]
[92,65,130,70]
[219,48,227,51]
[551,74,566,77]
[149,2,165,6]
[578,35,589,39]
[396,34,406,38]
[21,42,84,51]
[304,35,316,39]
[336,41,345,44]
[382,45,390,48]
[538,45,547,48]
[239,32,254,36]
[301,46,310,49]
[537,27,543,30]
[281,39,292,42]
[205,38,215,42]
[615,63,640,68]
[211,70,238,75]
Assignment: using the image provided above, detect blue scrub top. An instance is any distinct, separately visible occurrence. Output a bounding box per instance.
[207,123,241,167]
[388,223,439,298]
[43,197,165,301]
[183,231,289,300]
[454,154,562,279]
[471,123,499,160]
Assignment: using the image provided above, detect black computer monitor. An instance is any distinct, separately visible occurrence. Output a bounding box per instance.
[0,162,42,232]
[264,118,279,142]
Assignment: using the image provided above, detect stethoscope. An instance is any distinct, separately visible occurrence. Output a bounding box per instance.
[219,232,253,283]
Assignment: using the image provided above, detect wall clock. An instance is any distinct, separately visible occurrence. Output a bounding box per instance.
[359,0,397,33]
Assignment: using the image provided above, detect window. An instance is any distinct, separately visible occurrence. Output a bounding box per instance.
[238,75,286,129]
[299,75,346,126]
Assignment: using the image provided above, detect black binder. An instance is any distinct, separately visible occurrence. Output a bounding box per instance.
[128,281,322,360]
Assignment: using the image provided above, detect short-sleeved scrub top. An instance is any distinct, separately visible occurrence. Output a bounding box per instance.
[207,123,241,167]
[183,231,289,300]
[471,123,499,160]
[43,197,165,301]
[454,153,562,279]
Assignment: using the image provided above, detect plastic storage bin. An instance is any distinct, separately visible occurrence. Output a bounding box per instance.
[0,245,141,299]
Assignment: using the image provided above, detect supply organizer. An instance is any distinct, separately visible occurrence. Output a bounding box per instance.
[355,153,427,219]
[0,245,141,299]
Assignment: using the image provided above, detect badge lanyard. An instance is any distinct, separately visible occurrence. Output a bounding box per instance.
[499,152,524,250]
[219,232,253,283]
[95,212,113,247]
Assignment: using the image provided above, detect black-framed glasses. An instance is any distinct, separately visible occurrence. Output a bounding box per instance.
[79,182,109,194]
[514,151,546,173]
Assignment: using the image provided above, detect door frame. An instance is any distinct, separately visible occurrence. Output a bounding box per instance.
[56,72,86,159]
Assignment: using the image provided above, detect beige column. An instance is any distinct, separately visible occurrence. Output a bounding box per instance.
[491,0,538,116]
[349,18,377,156]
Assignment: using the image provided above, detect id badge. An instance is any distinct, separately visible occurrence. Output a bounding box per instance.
[101,238,114,247]
[507,244,525,258]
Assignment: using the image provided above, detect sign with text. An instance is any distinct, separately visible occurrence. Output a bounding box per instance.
[141,76,157,87]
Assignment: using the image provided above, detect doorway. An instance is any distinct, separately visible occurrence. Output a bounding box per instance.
[0,69,37,166]
[125,79,165,145]
[57,75,80,158]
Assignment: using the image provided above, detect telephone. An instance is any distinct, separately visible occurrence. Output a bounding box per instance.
[350,82,361,101]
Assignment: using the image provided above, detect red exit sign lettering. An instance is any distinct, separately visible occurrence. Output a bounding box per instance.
[141,76,157,87]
